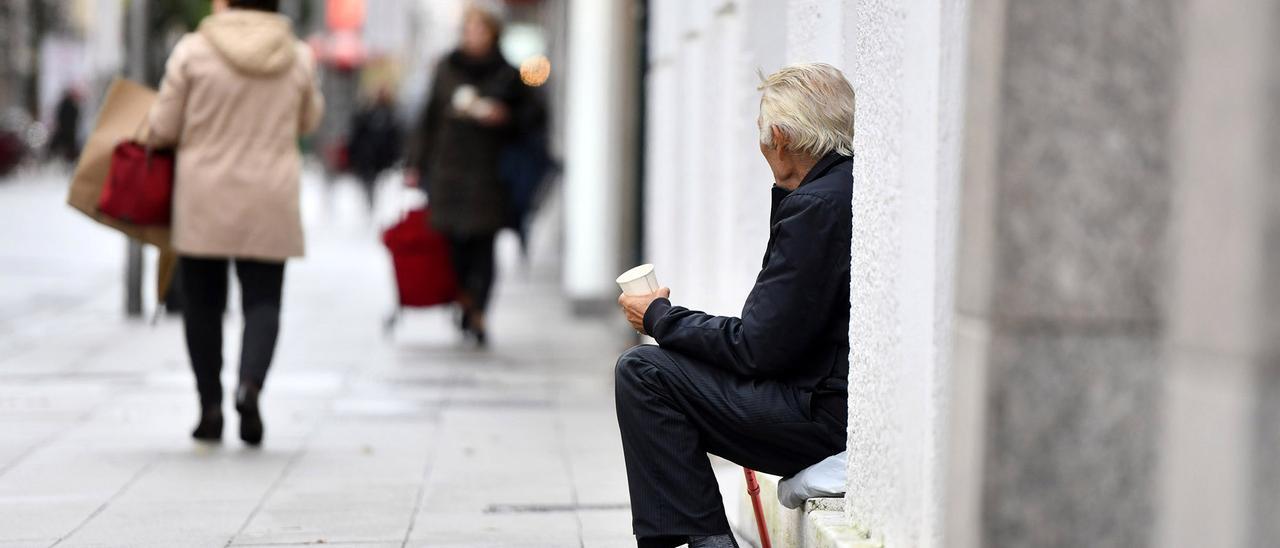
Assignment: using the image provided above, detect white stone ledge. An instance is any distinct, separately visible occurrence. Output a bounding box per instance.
[731,471,879,548]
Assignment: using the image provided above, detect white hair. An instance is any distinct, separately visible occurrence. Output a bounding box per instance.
[757,63,855,157]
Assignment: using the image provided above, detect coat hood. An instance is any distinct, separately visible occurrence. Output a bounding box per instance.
[198,10,298,76]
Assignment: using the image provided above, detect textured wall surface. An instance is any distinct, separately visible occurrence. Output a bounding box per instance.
[844,0,906,540]
[786,0,844,64]
[973,0,1179,545]
[984,333,1159,546]
[992,2,1174,324]
[845,0,964,546]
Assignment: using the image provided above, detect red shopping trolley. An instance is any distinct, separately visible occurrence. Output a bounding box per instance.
[381,207,458,333]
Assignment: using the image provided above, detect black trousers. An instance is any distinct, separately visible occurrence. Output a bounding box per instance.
[180,257,285,407]
[446,232,496,313]
[614,345,846,542]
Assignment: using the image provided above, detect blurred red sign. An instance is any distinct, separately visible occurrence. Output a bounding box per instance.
[326,0,365,31]
[328,30,365,69]
[308,30,366,70]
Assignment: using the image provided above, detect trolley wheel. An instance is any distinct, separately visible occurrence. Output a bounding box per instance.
[382,307,402,338]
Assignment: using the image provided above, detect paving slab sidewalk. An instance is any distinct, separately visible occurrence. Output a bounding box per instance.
[0,170,643,547]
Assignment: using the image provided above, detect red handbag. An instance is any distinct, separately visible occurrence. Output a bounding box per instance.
[98,140,174,226]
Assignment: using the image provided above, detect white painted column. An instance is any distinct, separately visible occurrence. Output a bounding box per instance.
[563,0,636,303]
[644,0,777,317]
[1157,0,1276,545]
[947,0,1000,545]
[705,8,734,315]
[643,0,681,297]
[730,0,789,301]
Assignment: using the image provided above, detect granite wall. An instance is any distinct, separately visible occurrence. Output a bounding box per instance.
[959,0,1280,546]
[956,0,1178,546]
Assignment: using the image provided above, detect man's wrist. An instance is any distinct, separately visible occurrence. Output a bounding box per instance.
[642,297,672,337]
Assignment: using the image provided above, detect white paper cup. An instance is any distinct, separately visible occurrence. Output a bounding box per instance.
[451,85,478,114]
[470,98,496,119]
[616,264,660,296]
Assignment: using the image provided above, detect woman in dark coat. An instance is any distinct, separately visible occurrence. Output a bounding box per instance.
[411,7,527,346]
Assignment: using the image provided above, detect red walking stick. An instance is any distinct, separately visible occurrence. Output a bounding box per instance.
[744,468,772,548]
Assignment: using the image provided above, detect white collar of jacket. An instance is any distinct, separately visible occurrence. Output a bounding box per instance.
[198,10,297,77]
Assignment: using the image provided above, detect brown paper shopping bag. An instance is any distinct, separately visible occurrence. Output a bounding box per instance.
[67,78,177,299]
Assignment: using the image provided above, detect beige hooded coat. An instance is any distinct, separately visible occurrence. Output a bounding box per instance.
[149,10,323,260]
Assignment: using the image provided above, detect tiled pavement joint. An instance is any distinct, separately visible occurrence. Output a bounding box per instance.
[51,459,159,546]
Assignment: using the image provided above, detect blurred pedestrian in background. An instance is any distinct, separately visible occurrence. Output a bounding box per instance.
[409,6,532,347]
[147,0,324,445]
[47,88,83,165]
[348,87,402,213]
[498,84,552,258]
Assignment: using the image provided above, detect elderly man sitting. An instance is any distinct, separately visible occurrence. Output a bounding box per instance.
[615,63,853,548]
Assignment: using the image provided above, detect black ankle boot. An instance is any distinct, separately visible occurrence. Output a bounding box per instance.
[235,384,263,446]
[192,404,223,441]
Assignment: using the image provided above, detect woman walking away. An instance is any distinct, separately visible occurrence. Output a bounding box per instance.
[148,0,324,445]
[410,7,529,347]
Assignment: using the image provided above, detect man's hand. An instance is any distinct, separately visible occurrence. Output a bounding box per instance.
[618,288,671,335]
[474,100,509,127]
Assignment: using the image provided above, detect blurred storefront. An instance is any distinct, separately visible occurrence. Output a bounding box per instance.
[301,1,565,175]
[0,0,116,172]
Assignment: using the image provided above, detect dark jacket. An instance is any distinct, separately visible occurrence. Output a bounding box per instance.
[411,50,528,235]
[348,101,401,181]
[643,152,853,394]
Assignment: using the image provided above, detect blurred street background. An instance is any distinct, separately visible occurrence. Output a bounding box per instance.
[0,3,654,546]
[3,0,1280,548]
